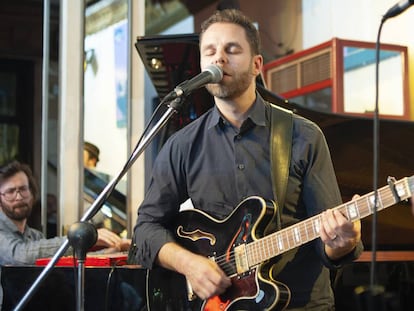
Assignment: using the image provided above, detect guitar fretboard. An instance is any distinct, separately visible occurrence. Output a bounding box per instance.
[245,176,414,267]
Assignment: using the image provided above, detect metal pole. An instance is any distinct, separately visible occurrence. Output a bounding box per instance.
[41,0,50,236]
[77,260,85,311]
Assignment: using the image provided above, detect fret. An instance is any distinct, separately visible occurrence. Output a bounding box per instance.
[277,233,285,251]
[252,240,258,264]
[264,236,270,259]
[256,241,262,263]
[396,180,408,199]
[381,187,397,210]
[300,222,307,243]
[305,219,315,241]
[265,235,277,258]
[286,228,294,248]
[345,201,359,221]
[298,222,307,244]
[374,192,383,210]
[357,197,370,218]
[265,235,272,258]
[268,236,279,257]
[293,226,301,244]
[303,220,310,241]
[274,236,280,255]
[366,195,374,213]
[247,242,255,265]
[252,240,259,264]
[282,230,290,249]
[313,217,321,236]
[254,242,263,262]
[367,192,383,215]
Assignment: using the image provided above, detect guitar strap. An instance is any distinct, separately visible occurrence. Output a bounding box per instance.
[269,103,293,231]
[263,102,296,277]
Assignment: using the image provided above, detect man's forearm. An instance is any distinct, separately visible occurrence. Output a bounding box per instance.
[156,242,194,274]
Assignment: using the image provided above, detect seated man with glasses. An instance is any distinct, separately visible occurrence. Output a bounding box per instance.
[0,160,130,265]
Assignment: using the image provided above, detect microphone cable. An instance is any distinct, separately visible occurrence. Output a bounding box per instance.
[356,2,411,308]
[369,15,385,294]
[369,0,414,299]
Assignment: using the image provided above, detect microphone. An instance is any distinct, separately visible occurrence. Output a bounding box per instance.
[383,0,414,20]
[165,65,223,101]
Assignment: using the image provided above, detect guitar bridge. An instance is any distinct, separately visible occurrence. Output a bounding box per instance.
[234,244,249,274]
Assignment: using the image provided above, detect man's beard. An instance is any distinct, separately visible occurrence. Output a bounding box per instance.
[1,202,32,221]
[206,65,253,99]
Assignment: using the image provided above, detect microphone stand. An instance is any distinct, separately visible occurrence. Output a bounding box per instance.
[12,96,186,311]
[67,222,98,311]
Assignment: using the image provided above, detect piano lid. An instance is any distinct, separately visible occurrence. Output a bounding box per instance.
[135,33,414,250]
[135,34,200,98]
[135,34,217,150]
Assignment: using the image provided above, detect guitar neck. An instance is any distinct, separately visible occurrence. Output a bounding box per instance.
[245,176,414,267]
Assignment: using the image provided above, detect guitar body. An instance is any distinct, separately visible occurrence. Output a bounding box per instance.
[147,196,291,311]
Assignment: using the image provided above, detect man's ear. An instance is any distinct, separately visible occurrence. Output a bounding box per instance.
[252,54,263,76]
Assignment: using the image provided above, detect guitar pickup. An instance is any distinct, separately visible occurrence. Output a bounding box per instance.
[234,244,249,274]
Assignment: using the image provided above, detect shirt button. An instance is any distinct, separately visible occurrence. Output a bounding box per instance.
[236,134,242,140]
[238,164,245,170]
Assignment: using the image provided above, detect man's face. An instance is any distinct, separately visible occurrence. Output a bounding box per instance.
[200,22,262,99]
[0,171,34,221]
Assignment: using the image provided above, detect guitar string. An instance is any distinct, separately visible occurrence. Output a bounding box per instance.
[209,188,402,275]
[213,193,392,272]
[214,251,238,276]
[246,190,398,264]
[230,180,411,269]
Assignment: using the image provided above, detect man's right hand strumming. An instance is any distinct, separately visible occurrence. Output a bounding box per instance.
[157,242,232,299]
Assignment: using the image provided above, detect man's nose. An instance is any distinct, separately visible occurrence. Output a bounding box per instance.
[15,190,24,199]
[213,50,227,65]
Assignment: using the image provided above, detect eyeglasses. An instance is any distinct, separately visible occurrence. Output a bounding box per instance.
[0,185,31,201]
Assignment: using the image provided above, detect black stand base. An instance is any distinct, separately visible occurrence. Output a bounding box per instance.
[355,285,386,311]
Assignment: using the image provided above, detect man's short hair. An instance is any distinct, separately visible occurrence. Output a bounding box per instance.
[200,9,261,56]
[84,141,100,162]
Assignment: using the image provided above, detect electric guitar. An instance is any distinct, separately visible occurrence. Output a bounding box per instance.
[146,176,414,311]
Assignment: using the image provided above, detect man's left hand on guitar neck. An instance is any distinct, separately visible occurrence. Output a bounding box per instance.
[320,205,362,262]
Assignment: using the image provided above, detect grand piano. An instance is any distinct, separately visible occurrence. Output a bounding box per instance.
[2,33,414,311]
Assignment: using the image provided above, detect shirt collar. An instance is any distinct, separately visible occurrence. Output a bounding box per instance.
[208,91,268,130]
[248,93,267,127]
